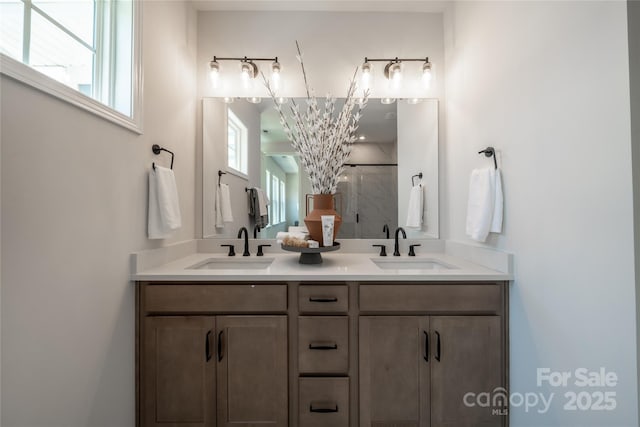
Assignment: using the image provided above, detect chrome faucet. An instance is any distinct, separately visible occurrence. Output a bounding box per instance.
[394,227,407,256]
[237,227,250,256]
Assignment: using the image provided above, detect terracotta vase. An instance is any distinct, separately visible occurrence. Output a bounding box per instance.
[304,194,342,245]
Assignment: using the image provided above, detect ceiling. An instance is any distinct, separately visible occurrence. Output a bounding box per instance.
[191,0,448,13]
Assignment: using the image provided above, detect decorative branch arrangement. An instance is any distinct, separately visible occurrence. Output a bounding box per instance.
[263,41,369,194]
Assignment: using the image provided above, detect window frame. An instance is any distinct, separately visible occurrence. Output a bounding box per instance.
[226,108,248,178]
[0,0,143,133]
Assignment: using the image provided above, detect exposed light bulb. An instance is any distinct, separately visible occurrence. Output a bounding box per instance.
[209,59,220,88]
[361,61,372,90]
[390,63,402,90]
[358,135,366,140]
[271,60,281,91]
[422,60,432,89]
[240,61,257,89]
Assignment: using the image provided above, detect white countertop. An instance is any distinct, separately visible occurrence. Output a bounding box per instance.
[131,240,513,282]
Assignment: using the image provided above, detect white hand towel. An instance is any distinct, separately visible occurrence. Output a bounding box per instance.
[405,184,424,228]
[466,168,503,242]
[490,169,503,233]
[216,183,233,227]
[148,166,182,239]
[256,188,269,216]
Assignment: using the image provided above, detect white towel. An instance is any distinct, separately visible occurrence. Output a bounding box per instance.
[466,168,503,242]
[405,184,424,228]
[256,188,269,216]
[276,231,308,244]
[148,166,182,239]
[215,183,233,228]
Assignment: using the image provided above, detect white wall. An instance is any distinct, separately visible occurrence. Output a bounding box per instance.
[0,2,198,426]
[443,2,637,426]
[197,11,444,100]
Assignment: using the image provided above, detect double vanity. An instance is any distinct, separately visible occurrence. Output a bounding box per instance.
[133,238,512,427]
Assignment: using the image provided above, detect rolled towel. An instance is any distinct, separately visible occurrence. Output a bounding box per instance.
[148,166,182,239]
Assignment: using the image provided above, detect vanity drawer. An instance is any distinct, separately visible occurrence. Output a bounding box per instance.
[143,283,287,313]
[298,316,349,374]
[359,283,502,313]
[299,377,349,427]
[299,285,348,314]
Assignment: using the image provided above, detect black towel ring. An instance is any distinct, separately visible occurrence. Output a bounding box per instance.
[478,146,498,169]
[411,173,423,186]
[152,144,174,170]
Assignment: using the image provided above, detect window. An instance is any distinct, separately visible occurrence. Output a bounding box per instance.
[0,0,142,132]
[264,169,285,226]
[227,108,248,176]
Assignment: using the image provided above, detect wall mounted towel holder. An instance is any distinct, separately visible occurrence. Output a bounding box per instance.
[152,144,174,170]
[479,146,498,169]
[217,170,226,186]
[411,173,423,186]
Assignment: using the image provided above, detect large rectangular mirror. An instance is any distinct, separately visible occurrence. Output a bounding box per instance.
[202,97,438,239]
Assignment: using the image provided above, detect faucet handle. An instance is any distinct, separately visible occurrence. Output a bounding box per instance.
[257,244,271,257]
[220,244,235,257]
[408,244,421,257]
[372,244,387,257]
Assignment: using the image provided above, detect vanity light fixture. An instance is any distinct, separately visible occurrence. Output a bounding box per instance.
[380,97,396,105]
[362,56,432,91]
[223,97,235,104]
[275,96,289,105]
[247,97,262,104]
[208,55,282,90]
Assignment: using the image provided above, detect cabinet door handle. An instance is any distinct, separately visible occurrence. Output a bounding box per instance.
[309,296,338,303]
[310,402,339,413]
[435,330,441,362]
[423,331,429,362]
[309,342,338,350]
[217,330,224,362]
[205,330,212,362]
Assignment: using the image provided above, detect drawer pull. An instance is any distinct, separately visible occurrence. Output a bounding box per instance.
[205,330,213,362]
[435,330,441,362]
[309,342,338,350]
[309,296,338,303]
[309,402,339,413]
[423,330,429,362]
[217,330,224,362]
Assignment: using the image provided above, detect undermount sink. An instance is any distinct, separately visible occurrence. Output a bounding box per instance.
[371,258,457,270]
[188,257,275,270]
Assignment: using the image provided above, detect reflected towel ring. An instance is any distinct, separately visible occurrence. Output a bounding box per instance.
[411,173,423,186]
[218,170,226,186]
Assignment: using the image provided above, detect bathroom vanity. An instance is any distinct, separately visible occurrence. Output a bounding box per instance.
[133,241,511,427]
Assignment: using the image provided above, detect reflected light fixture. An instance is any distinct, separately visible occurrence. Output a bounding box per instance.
[247,97,262,104]
[381,97,396,105]
[209,59,220,88]
[223,97,235,104]
[360,60,372,89]
[208,55,281,91]
[362,56,432,93]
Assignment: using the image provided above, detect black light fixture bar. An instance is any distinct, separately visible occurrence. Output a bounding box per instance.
[212,55,278,62]
[364,57,429,63]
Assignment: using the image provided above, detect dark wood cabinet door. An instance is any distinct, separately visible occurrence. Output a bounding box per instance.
[359,316,430,427]
[142,316,216,427]
[430,316,505,427]
[216,316,288,427]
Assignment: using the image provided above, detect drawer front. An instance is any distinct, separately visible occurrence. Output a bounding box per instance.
[359,283,502,313]
[299,378,349,427]
[144,284,287,313]
[298,317,349,374]
[299,285,348,314]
